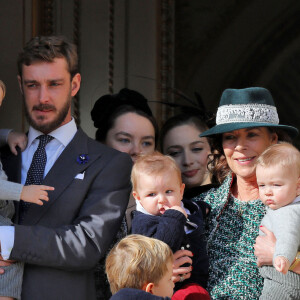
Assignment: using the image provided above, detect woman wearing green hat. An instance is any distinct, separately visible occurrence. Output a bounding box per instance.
[193,87,299,299]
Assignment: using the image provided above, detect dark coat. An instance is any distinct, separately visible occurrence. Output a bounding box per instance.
[110,288,171,300]
[132,199,209,289]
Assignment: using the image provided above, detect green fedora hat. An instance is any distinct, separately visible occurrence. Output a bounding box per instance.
[200,87,298,137]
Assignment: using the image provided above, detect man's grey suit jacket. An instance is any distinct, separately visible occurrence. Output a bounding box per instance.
[0,128,132,300]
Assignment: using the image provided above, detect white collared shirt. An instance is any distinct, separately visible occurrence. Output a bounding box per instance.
[0,118,77,260]
[21,118,77,184]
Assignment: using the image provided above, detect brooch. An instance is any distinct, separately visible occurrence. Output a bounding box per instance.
[77,154,89,164]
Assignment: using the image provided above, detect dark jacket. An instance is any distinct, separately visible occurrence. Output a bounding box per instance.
[110,288,171,300]
[132,199,209,289]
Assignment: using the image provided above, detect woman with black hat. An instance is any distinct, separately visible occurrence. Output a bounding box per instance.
[193,87,300,299]
[91,88,159,299]
[91,88,162,232]
[91,88,158,163]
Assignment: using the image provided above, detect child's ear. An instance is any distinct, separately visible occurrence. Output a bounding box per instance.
[180,183,185,198]
[296,177,300,196]
[132,191,140,201]
[144,282,154,294]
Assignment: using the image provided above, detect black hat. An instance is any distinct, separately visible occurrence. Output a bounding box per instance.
[91,88,153,129]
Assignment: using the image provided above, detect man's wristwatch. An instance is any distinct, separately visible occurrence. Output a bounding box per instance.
[289,251,300,271]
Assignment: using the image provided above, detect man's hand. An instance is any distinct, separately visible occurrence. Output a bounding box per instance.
[172,249,193,283]
[7,131,27,155]
[254,225,275,267]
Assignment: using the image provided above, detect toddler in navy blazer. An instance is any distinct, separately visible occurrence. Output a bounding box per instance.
[131,152,210,300]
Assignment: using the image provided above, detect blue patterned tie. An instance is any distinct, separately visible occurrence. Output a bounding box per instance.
[19,135,54,223]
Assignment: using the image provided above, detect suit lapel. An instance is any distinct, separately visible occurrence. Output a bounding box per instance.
[21,128,102,225]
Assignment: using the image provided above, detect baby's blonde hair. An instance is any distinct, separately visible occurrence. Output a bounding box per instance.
[257,142,300,176]
[0,80,6,99]
[105,234,173,294]
[131,151,182,191]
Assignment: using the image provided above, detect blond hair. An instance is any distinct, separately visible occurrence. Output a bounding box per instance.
[131,151,182,191]
[0,80,6,99]
[105,234,173,294]
[257,142,300,176]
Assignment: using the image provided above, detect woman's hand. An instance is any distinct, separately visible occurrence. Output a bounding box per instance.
[254,226,275,267]
[172,249,193,283]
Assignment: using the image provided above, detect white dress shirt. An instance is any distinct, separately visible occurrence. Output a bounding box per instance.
[0,118,77,259]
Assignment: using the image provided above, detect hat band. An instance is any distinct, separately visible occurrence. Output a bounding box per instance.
[216,104,279,125]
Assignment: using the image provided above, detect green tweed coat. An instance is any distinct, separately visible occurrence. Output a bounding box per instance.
[194,174,266,300]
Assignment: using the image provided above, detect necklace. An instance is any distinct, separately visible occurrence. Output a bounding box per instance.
[237,190,258,216]
[237,199,248,216]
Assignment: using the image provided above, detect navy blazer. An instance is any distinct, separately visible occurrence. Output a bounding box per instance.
[132,199,209,289]
[110,288,171,300]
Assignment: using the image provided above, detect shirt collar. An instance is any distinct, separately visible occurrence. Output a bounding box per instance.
[27,118,77,147]
[293,195,300,204]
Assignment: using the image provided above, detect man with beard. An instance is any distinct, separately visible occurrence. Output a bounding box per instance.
[0,36,132,300]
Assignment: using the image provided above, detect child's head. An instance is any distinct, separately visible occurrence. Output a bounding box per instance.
[0,80,6,106]
[131,151,185,215]
[105,234,174,298]
[256,142,300,209]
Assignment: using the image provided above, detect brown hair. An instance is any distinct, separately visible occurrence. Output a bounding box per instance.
[257,142,300,176]
[160,113,211,152]
[0,80,6,100]
[131,151,182,191]
[105,234,173,294]
[209,127,292,183]
[17,35,78,79]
